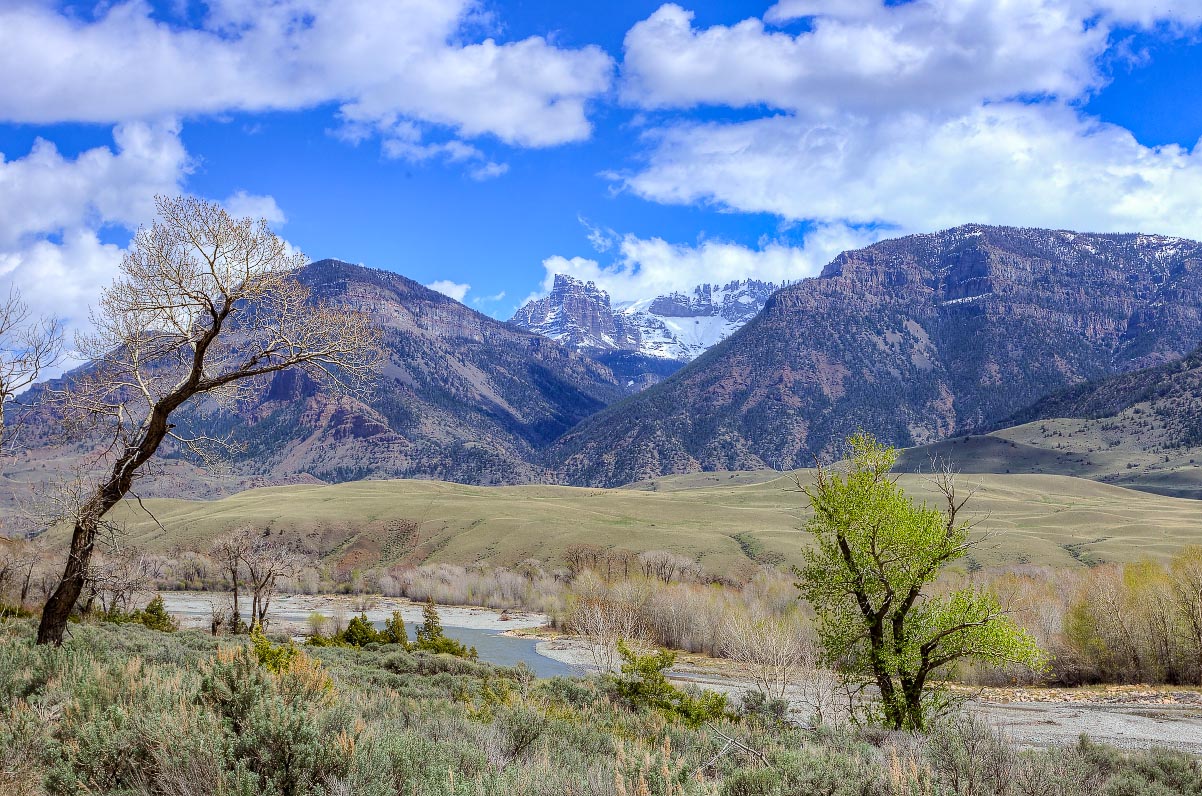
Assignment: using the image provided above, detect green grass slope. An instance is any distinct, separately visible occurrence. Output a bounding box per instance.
[898,422,1202,499]
[100,470,1202,577]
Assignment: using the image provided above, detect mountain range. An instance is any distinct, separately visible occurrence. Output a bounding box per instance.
[552,225,1202,485]
[7,259,623,497]
[509,274,780,387]
[7,225,1202,499]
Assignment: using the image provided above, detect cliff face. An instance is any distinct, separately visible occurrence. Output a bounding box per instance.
[550,226,1202,486]
[509,275,782,366]
[510,274,644,353]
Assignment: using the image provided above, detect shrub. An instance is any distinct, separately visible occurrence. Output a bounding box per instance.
[720,768,782,796]
[138,594,179,632]
[97,594,180,632]
[613,640,729,728]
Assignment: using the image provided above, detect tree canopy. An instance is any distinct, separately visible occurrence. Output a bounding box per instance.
[795,433,1045,729]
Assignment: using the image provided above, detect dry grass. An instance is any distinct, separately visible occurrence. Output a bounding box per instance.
[66,468,1202,576]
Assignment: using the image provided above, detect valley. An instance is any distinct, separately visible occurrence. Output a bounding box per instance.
[7,6,1202,793]
[88,468,1202,574]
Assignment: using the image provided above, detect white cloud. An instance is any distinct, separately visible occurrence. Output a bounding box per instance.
[0,231,126,343]
[222,190,287,225]
[0,119,188,250]
[0,0,613,155]
[0,120,190,329]
[469,161,510,181]
[537,225,875,304]
[0,121,288,373]
[472,291,507,305]
[426,280,472,301]
[613,3,1202,248]
[626,103,1202,238]
[622,2,1197,115]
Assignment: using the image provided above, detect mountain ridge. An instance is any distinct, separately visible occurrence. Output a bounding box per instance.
[510,273,783,365]
[549,224,1202,486]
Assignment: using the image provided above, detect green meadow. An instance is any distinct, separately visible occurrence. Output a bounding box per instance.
[99,468,1202,576]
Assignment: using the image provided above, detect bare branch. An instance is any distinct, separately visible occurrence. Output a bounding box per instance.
[36,195,384,645]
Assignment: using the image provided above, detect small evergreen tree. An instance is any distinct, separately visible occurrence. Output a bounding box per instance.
[414,599,476,659]
[341,613,379,647]
[380,610,410,649]
[137,595,179,632]
[613,640,728,727]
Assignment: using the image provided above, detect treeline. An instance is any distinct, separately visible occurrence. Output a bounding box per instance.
[979,549,1202,686]
[16,528,1202,689]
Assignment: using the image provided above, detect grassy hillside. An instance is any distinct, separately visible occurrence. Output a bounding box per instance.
[96,469,1202,577]
[898,420,1202,499]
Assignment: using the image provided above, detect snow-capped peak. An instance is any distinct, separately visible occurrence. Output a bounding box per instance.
[509,274,781,361]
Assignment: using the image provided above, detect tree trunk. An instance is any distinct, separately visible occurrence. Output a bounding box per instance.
[37,401,177,645]
[230,566,241,629]
[36,519,94,644]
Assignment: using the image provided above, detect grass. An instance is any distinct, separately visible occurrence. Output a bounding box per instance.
[899,419,1202,499]
[87,467,1202,576]
[4,618,1202,796]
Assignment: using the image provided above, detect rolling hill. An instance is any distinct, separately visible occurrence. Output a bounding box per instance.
[897,345,1202,498]
[91,470,1202,579]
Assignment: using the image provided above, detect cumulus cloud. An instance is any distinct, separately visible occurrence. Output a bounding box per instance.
[0,0,613,155]
[613,2,1202,246]
[626,104,1202,237]
[0,121,190,327]
[426,280,472,301]
[222,190,287,225]
[0,121,286,373]
[537,225,876,305]
[0,120,188,250]
[622,2,1195,114]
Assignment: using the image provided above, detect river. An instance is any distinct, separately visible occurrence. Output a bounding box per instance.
[157,591,577,679]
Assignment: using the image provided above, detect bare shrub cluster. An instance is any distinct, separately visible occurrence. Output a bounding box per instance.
[377,561,566,612]
[965,548,1202,686]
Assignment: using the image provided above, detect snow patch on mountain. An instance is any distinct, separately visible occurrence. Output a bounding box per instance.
[510,274,782,361]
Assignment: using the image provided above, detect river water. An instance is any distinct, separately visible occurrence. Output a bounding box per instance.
[157,592,577,679]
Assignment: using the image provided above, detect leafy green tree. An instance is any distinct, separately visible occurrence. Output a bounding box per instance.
[795,433,1045,730]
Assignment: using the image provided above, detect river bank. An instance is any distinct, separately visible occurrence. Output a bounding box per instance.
[156,592,1202,752]
[522,631,1202,753]
[157,591,549,632]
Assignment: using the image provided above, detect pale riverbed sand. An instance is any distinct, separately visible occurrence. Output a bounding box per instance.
[532,635,1202,752]
[158,596,1202,752]
[158,591,548,634]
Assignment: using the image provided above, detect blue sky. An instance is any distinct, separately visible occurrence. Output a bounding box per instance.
[1,0,1201,333]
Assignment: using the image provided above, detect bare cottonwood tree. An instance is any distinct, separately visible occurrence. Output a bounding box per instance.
[37,195,383,645]
[81,547,162,615]
[210,528,254,629]
[0,286,62,455]
[242,532,304,627]
[721,615,814,702]
[568,577,650,671]
[638,549,700,583]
